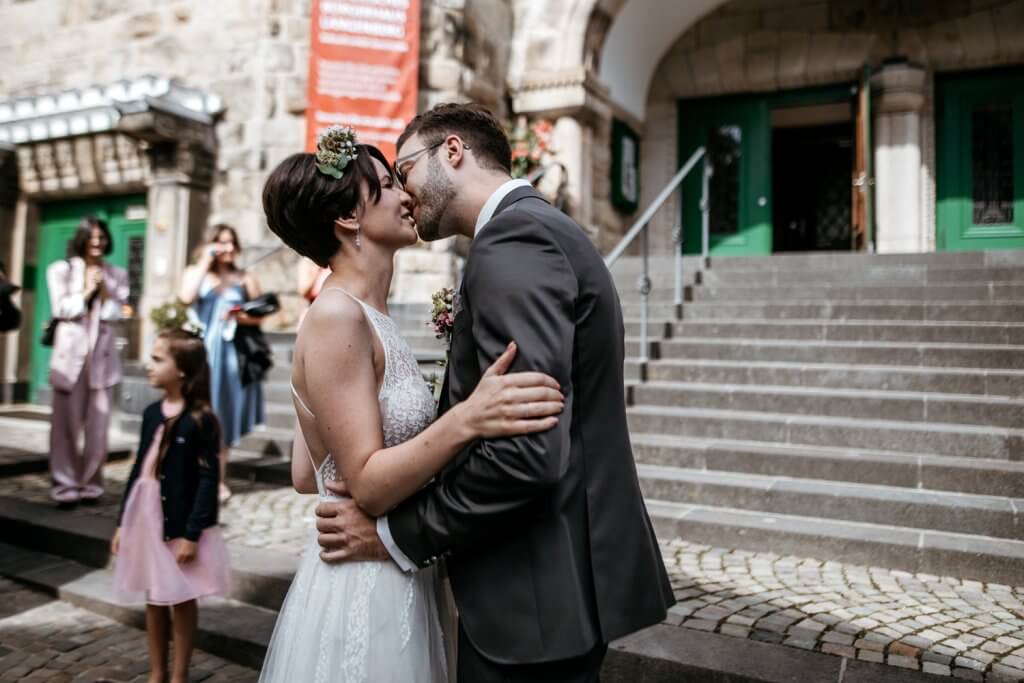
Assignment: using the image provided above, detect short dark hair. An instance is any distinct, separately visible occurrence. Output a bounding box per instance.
[397,103,512,175]
[68,216,113,259]
[262,145,391,268]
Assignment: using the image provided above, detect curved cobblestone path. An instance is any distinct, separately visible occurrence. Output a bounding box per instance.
[0,460,1021,680]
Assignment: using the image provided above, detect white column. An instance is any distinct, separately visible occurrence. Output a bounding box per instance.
[871,63,927,254]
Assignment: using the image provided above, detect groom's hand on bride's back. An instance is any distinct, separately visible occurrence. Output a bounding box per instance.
[315,494,389,563]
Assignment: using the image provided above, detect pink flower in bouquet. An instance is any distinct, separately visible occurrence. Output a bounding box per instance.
[429,287,456,343]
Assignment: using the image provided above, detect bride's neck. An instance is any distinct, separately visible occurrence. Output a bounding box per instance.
[326,247,394,311]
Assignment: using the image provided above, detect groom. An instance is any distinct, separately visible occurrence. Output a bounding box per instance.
[315,103,673,681]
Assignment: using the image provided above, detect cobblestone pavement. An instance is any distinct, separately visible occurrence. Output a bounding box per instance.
[662,541,1024,682]
[0,458,318,554]
[1,460,1022,680]
[0,577,257,682]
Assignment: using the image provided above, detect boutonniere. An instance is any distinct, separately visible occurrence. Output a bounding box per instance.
[429,287,456,348]
[426,287,456,396]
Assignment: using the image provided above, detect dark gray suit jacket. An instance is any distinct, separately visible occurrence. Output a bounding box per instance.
[389,186,673,664]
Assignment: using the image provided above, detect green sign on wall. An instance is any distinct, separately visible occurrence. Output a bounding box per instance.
[611,118,640,213]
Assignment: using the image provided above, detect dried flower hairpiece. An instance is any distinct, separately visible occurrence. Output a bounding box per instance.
[315,126,359,179]
[150,299,206,339]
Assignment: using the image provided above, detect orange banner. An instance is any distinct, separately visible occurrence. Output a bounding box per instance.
[305,0,421,161]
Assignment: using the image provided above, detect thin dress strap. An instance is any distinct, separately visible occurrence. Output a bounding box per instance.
[316,288,391,397]
[292,287,390,481]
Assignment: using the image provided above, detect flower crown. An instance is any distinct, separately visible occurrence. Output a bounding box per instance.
[315,126,359,179]
[150,299,206,339]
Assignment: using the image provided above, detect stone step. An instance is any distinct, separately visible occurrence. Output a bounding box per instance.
[0,543,277,671]
[665,301,1024,323]
[646,498,1024,586]
[629,381,1024,428]
[263,404,296,429]
[661,319,1024,345]
[637,464,1021,540]
[629,433,1024,498]
[640,337,1024,370]
[699,250,1024,270]
[696,264,1024,286]
[626,405,1024,460]
[636,359,1024,398]
[610,250,1024,277]
[0,496,297,612]
[234,425,296,458]
[689,282,1024,303]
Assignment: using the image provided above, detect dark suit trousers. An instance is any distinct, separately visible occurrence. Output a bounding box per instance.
[457,623,607,683]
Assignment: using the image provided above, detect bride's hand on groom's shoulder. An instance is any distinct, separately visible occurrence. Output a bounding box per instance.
[315,497,389,564]
[456,341,565,439]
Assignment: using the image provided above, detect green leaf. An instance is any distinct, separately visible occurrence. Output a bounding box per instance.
[316,163,343,179]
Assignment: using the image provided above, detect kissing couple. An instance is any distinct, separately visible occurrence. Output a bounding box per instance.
[258,103,673,682]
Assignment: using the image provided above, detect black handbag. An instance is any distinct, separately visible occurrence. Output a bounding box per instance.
[233,325,274,387]
[240,292,280,318]
[40,317,60,346]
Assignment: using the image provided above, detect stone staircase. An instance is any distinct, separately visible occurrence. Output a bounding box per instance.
[9,248,1024,681]
[612,250,1024,586]
[130,249,1024,586]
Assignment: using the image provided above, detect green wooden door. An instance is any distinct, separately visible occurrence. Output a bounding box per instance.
[936,69,1024,252]
[679,96,772,256]
[30,196,147,402]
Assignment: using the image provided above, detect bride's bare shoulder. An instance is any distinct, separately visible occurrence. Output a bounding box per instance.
[298,292,371,348]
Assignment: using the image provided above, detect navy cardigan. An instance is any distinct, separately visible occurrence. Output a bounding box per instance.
[117,401,221,542]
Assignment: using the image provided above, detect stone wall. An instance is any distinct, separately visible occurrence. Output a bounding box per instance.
[0,0,517,323]
[636,0,1024,253]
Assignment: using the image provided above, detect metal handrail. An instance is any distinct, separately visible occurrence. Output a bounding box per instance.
[603,146,711,364]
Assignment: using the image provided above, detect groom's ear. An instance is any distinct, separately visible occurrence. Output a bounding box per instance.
[444,135,468,169]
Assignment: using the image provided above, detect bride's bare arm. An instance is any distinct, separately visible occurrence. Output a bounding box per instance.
[302,299,563,517]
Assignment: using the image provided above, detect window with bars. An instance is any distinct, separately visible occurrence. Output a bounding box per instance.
[971,104,1014,225]
[127,235,145,312]
[708,125,741,235]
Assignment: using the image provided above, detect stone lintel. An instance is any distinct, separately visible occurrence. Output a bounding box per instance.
[511,68,611,126]
[116,102,217,156]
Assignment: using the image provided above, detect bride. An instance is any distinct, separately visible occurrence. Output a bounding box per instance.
[257,128,564,682]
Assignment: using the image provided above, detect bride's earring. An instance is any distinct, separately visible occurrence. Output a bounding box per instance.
[355,228,361,249]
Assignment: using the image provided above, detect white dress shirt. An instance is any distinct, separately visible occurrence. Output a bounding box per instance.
[377,177,533,572]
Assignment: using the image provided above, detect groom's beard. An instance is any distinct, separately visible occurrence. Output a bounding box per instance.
[415,156,458,242]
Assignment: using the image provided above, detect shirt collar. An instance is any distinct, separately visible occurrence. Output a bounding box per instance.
[474,178,533,236]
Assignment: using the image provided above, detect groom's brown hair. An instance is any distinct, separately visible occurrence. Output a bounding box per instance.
[396,103,512,175]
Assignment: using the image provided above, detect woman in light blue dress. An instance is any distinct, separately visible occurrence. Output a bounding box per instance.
[179,224,265,501]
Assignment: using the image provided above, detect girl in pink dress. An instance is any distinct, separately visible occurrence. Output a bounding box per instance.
[111,327,231,683]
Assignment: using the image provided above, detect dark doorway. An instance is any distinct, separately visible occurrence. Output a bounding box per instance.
[772,123,854,252]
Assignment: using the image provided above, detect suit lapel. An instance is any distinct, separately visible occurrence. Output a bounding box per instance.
[490,185,547,219]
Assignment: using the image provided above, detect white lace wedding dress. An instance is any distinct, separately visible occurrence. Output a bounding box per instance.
[259,289,452,683]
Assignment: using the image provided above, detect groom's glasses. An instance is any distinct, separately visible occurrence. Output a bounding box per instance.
[394,139,470,186]
[394,140,444,186]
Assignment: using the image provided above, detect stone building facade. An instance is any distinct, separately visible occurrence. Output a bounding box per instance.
[2,0,1024,402]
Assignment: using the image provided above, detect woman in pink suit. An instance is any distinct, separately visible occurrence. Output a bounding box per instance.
[47,216,129,507]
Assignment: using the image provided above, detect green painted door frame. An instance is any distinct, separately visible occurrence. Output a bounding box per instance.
[678,84,855,256]
[29,195,147,402]
[936,68,1024,252]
